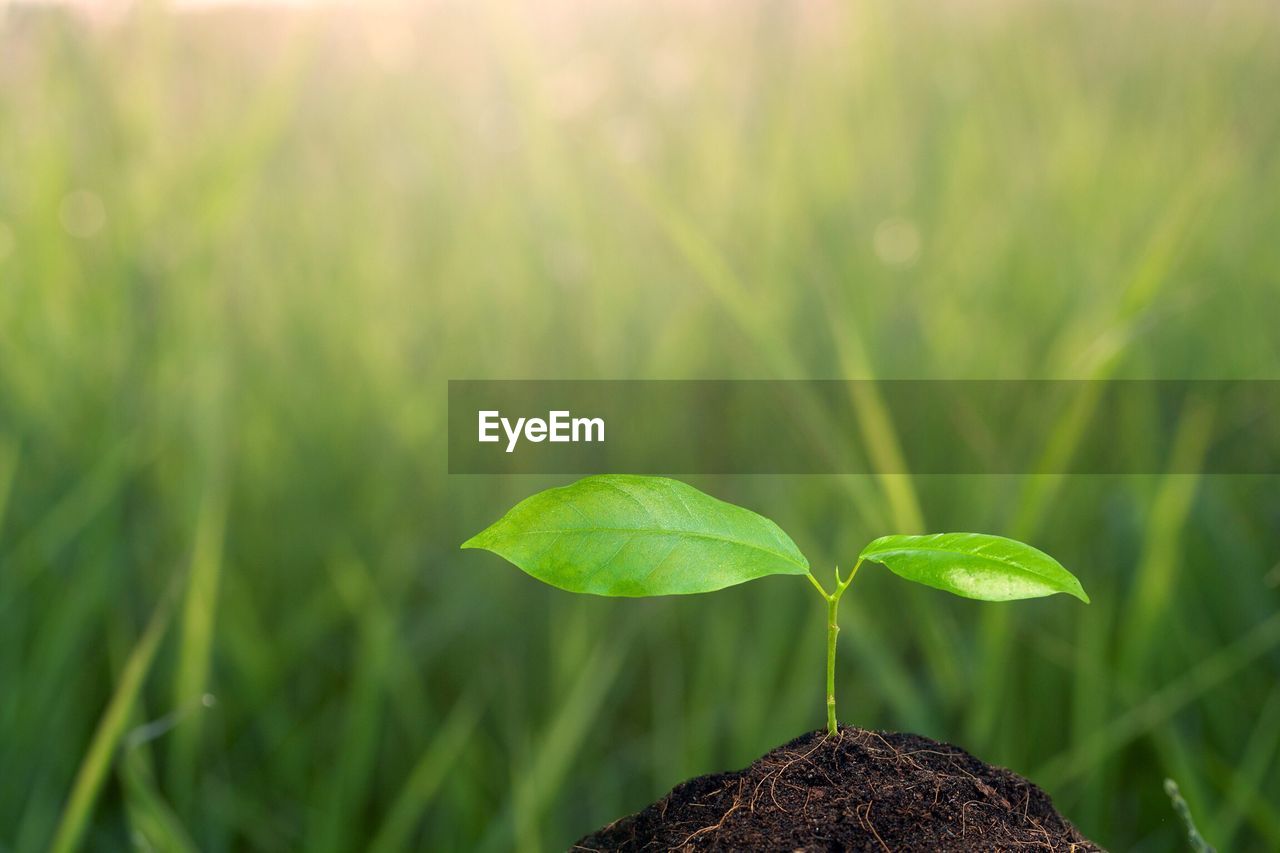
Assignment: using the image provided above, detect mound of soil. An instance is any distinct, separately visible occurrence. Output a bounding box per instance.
[575,727,1102,852]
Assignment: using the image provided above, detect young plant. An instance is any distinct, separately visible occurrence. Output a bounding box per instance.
[462,474,1089,735]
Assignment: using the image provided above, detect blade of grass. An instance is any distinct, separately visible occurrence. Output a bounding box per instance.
[0,436,18,536]
[1036,611,1280,788]
[828,333,924,533]
[1212,685,1280,848]
[1120,400,1213,676]
[608,161,890,532]
[2,437,136,589]
[309,556,396,853]
[120,741,199,853]
[1069,590,1114,833]
[477,637,625,853]
[1203,744,1280,849]
[169,486,226,810]
[969,382,1104,750]
[48,578,179,853]
[977,152,1216,749]
[368,693,483,853]
[1155,735,1217,853]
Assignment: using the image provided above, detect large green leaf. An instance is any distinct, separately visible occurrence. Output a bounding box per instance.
[461,475,809,596]
[859,532,1089,603]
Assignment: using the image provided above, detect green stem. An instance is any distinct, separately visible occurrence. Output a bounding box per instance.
[808,560,862,735]
[826,593,839,733]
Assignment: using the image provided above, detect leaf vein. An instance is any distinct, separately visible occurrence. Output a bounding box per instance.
[500,526,806,571]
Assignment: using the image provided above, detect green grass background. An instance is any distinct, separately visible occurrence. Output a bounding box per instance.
[2,1,1279,850]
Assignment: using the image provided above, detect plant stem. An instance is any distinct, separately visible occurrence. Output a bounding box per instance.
[808,560,862,735]
[826,592,839,733]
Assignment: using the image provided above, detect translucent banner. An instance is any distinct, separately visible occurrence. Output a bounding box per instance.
[447,380,1279,475]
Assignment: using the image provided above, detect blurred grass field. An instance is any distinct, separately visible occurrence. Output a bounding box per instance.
[2,0,1280,850]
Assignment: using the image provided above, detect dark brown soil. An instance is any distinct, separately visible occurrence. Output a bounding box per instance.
[574,727,1103,852]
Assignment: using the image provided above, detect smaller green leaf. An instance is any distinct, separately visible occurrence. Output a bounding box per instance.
[859,532,1089,603]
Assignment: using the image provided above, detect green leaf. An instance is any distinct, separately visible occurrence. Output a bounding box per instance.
[461,475,809,596]
[859,532,1089,603]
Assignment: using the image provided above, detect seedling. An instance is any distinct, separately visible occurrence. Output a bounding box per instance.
[462,474,1088,734]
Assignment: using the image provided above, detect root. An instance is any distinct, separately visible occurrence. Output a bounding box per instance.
[676,779,746,848]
